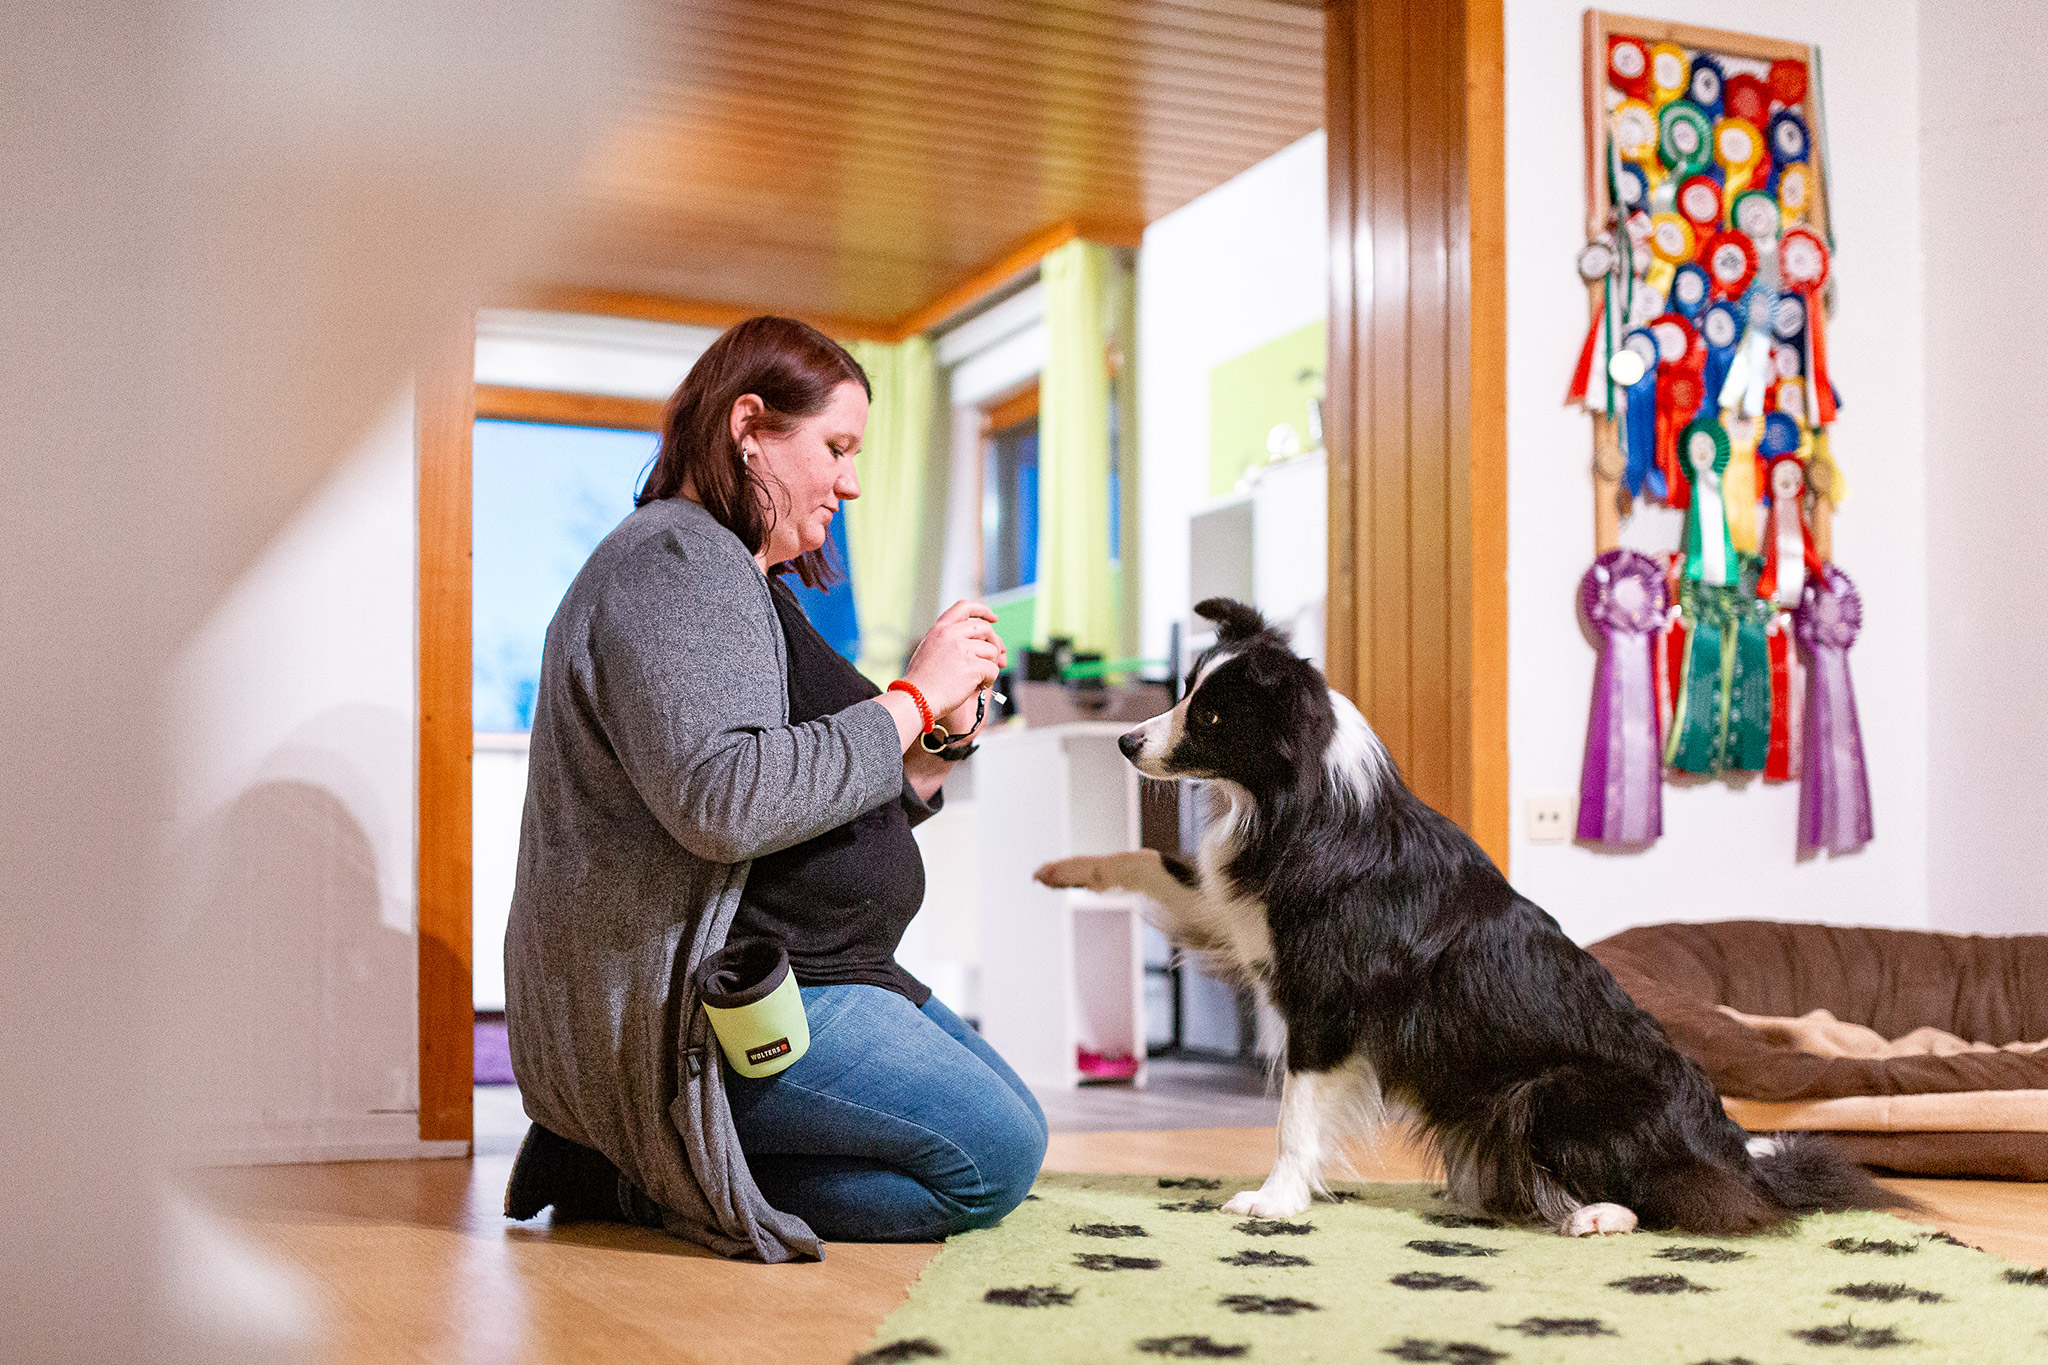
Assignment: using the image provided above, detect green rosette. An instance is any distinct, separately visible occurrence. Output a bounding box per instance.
[1659,100,1714,179]
[1724,594,1775,772]
[1665,582,1728,774]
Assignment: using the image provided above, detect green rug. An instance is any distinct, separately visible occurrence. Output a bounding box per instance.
[856,1174,2048,1364]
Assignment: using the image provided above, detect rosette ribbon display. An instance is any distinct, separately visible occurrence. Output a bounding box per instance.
[1795,567,1875,854]
[1666,583,1773,775]
[1576,550,1668,845]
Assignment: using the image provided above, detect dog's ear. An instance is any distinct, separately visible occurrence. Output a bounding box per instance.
[1194,597,1267,644]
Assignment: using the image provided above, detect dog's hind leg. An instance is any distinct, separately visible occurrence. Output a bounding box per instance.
[1223,1056,1380,1220]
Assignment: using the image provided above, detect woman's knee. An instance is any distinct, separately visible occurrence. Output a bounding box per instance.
[951,1098,1048,1230]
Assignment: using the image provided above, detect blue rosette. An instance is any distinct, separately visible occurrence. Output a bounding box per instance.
[1669,263,1711,319]
[1687,54,1725,119]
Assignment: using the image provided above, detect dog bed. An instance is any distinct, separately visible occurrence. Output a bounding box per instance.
[1588,921,2048,1179]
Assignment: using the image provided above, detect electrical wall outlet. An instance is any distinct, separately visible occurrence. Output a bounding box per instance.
[1527,795,1572,844]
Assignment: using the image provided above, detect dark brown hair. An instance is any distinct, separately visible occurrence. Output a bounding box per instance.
[638,315,870,588]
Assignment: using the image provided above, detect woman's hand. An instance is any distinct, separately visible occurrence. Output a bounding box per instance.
[880,600,1005,755]
[904,600,1006,719]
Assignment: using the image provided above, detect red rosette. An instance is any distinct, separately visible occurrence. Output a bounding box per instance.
[1699,230,1758,300]
[1724,72,1769,126]
[1677,175,1724,236]
[1608,35,1652,100]
[1650,312,1704,509]
[1767,59,1808,107]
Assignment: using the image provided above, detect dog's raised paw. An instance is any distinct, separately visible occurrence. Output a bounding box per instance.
[1033,857,1103,890]
[1222,1189,1311,1220]
[1561,1203,1638,1237]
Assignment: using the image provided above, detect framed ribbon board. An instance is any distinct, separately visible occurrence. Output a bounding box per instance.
[1567,10,1871,857]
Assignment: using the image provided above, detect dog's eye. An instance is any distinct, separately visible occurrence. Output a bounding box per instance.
[1196,710,1220,728]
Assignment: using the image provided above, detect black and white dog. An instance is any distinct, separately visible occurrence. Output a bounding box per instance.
[1035,598,1905,1236]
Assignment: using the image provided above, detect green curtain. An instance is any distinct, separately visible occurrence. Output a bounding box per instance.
[1034,239,1120,654]
[843,336,937,682]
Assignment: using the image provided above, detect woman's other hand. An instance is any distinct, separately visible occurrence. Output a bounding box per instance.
[904,600,1006,719]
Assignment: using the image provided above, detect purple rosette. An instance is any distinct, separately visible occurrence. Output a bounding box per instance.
[1794,566,1874,854]
[1576,550,1668,845]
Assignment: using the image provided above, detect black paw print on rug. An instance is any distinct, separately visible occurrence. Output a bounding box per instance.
[1406,1240,1501,1258]
[1791,1321,1915,1349]
[1157,1197,1223,1213]
[2008,1267,2048,1288]
[1500,1317,1615,1338]
[1220,1249,1311,1268]
[1390,1272,1490,1293]
[1070,1222,1148,1239]
[1421,1212,1501,1229]
[1218,1294,1320,1316]
[1656,1245,1747,1264]
[1826,1237,1918,1257]
[1074,1253,1161,1272]
[849,1338,944,1365]
[1380,1341,1507,1364]
[1608,1273,1714,1295]
[1158,1176,1223,1190]
[1833,1282,1944,1304]
[1135,1334,1247,1358]
[982,1285,1075,1308]
[1234,1218,1314,1236]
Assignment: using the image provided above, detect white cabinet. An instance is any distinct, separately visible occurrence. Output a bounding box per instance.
[974,722,1150,1090]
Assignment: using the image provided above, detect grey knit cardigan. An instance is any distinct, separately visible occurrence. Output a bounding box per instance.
[505,496,906,1262]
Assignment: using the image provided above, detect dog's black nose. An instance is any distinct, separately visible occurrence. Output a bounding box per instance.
[1118,732,1142,759]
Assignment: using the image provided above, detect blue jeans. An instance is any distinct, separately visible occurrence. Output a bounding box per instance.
[723,984,1048,1242]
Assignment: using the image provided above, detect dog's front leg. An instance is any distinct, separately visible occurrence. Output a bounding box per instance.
[1222,1068,1328,1219]
[1034,850,1206,925]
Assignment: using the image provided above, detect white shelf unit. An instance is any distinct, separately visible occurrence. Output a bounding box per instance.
[974,721,1150,1091]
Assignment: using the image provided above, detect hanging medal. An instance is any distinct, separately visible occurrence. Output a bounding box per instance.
[1767,58,1809,107]
[1608,35,1652,101]
[1700,299,1744,402]
[1687,53,1725,118]
[1796,567,1875,854]
[1649,42,1690,107]
[1614,100,1660,168]
[1780,227,1837,424]
[1651,312,1703,508]
[1614,325,1664,499]
[1722,71,1769,126]
[1775,162,1815,226]
[1567,237,1621,410]
[1714,117,1767,203]
[1659,101,1714,181]
[1679,417,1735,585]
[1576,549,1669,846]
[1767,111,1810,171]
[1757,452,1823,606]
[1721,412,1763,555]
[1676,174,1723,241]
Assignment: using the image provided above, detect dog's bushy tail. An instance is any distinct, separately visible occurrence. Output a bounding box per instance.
[1751,1132,1921,1216]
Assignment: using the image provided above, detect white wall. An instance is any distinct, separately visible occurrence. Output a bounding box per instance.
[1137,131,1328,665]
[1506,2,1931,944]
[1921,2,2048,935]
[166,392,454,1163]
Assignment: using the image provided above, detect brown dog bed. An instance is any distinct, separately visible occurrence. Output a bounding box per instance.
[1588,921,2048,1179]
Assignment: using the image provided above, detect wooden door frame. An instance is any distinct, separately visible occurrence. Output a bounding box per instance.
[415,364,668,1145]
[1324,0,1509,866]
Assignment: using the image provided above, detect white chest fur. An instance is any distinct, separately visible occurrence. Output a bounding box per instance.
[1185,781,1276,982]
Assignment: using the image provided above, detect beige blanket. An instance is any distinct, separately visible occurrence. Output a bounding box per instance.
[1717,1005,2048,1061]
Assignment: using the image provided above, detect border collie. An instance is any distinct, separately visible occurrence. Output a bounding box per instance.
[1035,598,1907,1236]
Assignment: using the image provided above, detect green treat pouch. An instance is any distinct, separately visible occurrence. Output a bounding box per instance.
[696,938,809,1078]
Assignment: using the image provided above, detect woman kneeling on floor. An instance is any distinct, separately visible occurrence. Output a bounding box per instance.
[502,316,1046,1261]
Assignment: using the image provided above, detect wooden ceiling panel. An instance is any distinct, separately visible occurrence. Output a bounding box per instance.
[535,0,1322,332]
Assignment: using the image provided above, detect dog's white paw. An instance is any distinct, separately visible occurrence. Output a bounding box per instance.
[1561,1203,1638,1237]
[1033,857,1107,890]
[1222,1185,1311,1220]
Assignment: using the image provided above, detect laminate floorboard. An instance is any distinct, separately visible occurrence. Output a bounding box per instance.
[189,1124,2048,1365]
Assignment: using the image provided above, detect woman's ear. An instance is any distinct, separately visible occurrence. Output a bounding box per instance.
[729,393,765,449]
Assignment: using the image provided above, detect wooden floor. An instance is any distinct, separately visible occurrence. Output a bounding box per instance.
[189,1128,2048,1365]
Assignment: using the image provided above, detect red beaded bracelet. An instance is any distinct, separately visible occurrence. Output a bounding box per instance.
[887,679,934,733]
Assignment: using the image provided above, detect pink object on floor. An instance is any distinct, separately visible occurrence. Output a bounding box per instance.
[1077,1047,1139,1081]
